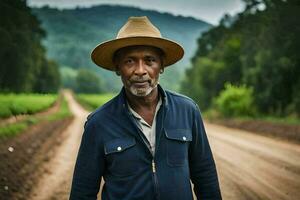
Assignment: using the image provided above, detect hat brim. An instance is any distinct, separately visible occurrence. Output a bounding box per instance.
[91,36,184,71]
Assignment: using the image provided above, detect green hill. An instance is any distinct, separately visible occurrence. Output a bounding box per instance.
[32,5,212,92]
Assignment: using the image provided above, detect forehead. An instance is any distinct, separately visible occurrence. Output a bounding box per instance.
[115,45,162,58]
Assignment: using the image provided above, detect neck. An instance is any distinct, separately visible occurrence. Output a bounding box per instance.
[125,87,159,110]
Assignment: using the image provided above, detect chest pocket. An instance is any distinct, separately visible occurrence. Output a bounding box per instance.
[104,137,138,177]
[165,129,192,167]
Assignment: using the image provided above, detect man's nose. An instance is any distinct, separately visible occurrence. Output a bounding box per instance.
[134,60,147,76]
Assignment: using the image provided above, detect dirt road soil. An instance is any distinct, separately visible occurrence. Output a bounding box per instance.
[28,91,89,200]
[2,91,299,200]
[207,123,300,200]
[0,111,72,199]
[28,93,300,200]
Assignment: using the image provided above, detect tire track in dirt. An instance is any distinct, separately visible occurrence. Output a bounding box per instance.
[28,91,89,200]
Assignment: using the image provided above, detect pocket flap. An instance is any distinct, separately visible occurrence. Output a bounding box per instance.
[165,129,192,142]
[104,137,136,155]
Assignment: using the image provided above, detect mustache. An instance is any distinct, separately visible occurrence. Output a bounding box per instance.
[129,76,151,82]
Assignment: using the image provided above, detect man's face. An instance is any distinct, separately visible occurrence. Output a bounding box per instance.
[115,46,163,97]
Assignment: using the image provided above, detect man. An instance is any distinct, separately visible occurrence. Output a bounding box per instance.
[70,16,222,200]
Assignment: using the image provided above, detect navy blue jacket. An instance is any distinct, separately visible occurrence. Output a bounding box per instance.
[70,85,222,200]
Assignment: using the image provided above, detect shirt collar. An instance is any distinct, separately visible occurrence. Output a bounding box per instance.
[127,95,162,121]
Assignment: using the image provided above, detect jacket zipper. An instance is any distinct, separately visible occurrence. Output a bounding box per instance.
[136,124,159,199]
[126,108,160,199]
[137,125,159,199]
[152,160,156,173]
[152,159,159,199]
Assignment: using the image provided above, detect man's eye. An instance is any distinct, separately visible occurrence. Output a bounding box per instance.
[125,59,133,64]
[146,57,156,63]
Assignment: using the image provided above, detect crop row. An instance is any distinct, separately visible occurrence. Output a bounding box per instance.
[0,94,57,118]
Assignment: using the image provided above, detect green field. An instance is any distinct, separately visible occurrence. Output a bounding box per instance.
[76,93,116,111]
[0,94,72,138]
[0,94,57,118]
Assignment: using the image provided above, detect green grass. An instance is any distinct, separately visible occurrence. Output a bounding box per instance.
[203,109,300,126]
[0,93,57,118]
[76,93,116,111]
[251,115,300,125]
[0,122,29,137]
[0,95,72,138]
[0,117,39,137]
[47,97,72,121]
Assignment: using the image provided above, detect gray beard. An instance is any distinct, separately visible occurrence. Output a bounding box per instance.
[129,81,158,97]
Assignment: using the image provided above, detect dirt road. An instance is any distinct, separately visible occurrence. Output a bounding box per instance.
[28,92,300,200]
[207,123,300,200]
[29,91,89,200]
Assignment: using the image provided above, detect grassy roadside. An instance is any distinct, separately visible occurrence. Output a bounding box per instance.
[47,96,72,121]
[203,109,300,143]
[75,93,116,111]
[203,109,300,126]
[0,95,72,138]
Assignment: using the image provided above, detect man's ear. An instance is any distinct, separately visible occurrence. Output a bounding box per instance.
[160,66,164,74]
[159,56,165,74]
[115,65,121,76]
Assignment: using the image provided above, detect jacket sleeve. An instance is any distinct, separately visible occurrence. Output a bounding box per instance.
[189,104,222,200]
[69,119,104,200]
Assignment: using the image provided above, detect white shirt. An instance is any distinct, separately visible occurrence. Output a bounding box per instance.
[127,97,162,155]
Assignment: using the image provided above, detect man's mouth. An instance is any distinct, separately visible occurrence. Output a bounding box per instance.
[131,80,150,87]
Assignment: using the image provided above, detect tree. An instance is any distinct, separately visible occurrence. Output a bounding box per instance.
[0,0,60,93]
[76,69,103,93]
[181,0,300,116]
[33,60,60,93]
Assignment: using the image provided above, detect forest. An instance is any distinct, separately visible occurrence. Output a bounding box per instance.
[181,0,300,117]
[1,0,299,118]
[0,0,60,93]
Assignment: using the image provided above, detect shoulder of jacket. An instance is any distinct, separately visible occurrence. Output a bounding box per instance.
[85,95,117,123]
[166,90,198,106]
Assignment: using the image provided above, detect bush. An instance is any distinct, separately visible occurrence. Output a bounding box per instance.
[214,83,256,117]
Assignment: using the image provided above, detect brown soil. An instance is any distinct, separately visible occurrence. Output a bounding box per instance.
[206,122,300,200]
[0,111,73,199]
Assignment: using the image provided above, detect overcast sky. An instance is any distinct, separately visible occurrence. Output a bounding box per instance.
[28,0,245,25]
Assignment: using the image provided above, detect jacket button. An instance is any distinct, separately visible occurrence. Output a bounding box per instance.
[182,136,187,141]
[117,146,122,151]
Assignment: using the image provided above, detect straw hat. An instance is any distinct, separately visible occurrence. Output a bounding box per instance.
[91,16,184,71]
